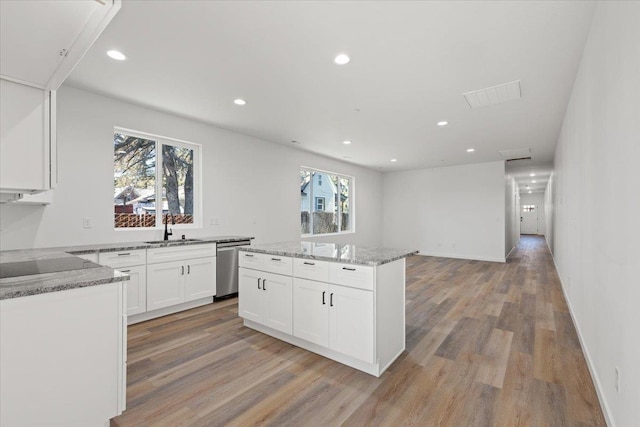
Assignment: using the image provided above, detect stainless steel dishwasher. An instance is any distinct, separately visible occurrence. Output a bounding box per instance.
[215,239,252,300]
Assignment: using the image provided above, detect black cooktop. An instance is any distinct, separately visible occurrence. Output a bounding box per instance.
[0,257,102,279]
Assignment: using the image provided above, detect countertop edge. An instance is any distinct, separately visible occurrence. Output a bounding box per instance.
[238,246,419,266]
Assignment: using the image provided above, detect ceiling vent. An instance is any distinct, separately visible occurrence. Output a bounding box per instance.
[463,80,522,109]
[499,147,531,161]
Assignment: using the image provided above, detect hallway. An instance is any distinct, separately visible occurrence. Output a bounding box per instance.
[114,235,606,426]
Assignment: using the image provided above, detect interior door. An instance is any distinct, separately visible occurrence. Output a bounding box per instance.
[521,204,538,235]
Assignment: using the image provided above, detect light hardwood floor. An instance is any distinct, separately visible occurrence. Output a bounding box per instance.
[112,235,606,426]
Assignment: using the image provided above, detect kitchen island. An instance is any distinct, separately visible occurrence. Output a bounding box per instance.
[238,241,418,376]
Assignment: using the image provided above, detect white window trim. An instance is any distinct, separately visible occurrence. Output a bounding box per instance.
[114,127,203,230]
[301,166,355,237]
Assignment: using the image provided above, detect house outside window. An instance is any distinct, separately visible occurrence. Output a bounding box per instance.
[113,128,201,229]
[300,167,353,235]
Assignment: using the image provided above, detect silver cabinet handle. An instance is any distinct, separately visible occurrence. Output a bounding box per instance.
[330,293,334,306]
[181,265,184,275]
[342,267,356,271]
[117,253,131,256]
[258,278,261,289]
[120,269,131,273]
[244,254,254,257]
[303,261,315,265]
[271,258,281,262]
[322,291,326,305]
[187,265,190,274]
[263,279,267,291]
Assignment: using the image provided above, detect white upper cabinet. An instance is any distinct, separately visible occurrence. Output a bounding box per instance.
[0,0,120,196]
[0,0,121,90]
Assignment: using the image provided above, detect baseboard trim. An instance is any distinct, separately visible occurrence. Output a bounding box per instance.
[506,245,516,260]
[417,252,505,263]
[549,253,614,427]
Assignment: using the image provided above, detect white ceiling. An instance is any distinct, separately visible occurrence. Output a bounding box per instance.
[66,0,596,193]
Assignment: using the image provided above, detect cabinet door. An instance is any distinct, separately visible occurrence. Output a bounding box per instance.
[262,271,293,334]
[329,285,374,363]
[120,265,146,316]
[146,260,184,311]
[185,257,216,301]
[0,79,48,191]
[293,278,329,347]
[238,267,262,323]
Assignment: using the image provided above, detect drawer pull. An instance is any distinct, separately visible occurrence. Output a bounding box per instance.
[181,266,185,275]
[258,278,262,290]
[342,267,356,271]
[117,253,131,256]
[330,293,334,307]
[271,258,281,262]
[244,254,254,257]
[187,265,190,274]
[322,291,326,305]
[120,269,131,273]
[263,279,267,291]
[303,261,315,265]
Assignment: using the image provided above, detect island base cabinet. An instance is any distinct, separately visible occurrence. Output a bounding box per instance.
[293,278,373,363]
[329,285,374,364]
[0,283,126,426]
[239,267,293,335]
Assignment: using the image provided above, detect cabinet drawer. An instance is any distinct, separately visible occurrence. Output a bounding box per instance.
[329,263,374,291]
[293,258,329,282]
[99,249,146,268]
[239,252,293,276]
[147,244,215,264]
[239,251,264,269]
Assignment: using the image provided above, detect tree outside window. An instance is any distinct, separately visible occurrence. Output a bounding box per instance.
[114,129,200,229]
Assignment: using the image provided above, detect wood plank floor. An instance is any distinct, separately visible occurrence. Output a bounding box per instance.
[111,235,606,426]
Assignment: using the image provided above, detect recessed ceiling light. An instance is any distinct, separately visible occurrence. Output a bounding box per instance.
[532,180,537,183]
[528,191,532,193]
[233,99,247,106]
[106,50,126,61]
[390,158,397,162]
[530,173,536,177]
[437,121,448,126]
[342,140,352,145]
[334,53,350,65]
[466,148,475,152]
[343,156,352,160]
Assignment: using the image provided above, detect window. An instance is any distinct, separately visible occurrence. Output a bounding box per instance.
[113,128,200,229]
[300,167,353,235]
[522,205,536,212]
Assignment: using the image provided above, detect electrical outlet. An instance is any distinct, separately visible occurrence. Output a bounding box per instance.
[615,367,621,393]
[82,217,92,229]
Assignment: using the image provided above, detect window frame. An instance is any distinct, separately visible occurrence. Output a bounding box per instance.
[301,166,355,237]
[315,197,325,211]
[114,127,203,231]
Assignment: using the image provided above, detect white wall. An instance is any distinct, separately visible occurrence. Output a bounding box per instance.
[0,86,383,250]
[504,171,520,258]
[544,173,554,250]
[382,161,505,262]
[550,2,640,426]
[519,192,546,236]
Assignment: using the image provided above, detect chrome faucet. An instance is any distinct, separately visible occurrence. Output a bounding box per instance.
[163,214,174,240]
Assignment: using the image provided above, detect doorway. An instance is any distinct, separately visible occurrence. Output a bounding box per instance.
[521,204,538,235]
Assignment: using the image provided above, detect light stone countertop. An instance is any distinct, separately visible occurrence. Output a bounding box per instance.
[239,241,419,266]
[0,235,253,300]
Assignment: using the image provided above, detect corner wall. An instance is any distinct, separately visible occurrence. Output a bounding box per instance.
[382,161,506,262]
[0,86,384,250]
[550,2,640,425]
[504,170,520,258]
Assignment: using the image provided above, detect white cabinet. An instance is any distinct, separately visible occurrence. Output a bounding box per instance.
[239,250,406,377]
[0,282,126,426]
[146,245,216,312]
[0,79,56,194]
[293,278,329,347]
[239,268,293,334]
[293,278,373,363]
[328,284,374,363]
[99,249,147,316]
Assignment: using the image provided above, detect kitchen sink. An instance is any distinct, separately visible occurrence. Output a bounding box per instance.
[144,239,203,244]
